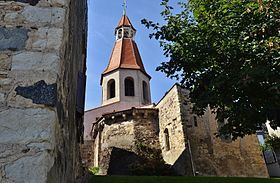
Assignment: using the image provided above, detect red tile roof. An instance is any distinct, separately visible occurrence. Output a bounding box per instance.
[115,15,136,32]
[102,38,150,79]
[101,15,150,84]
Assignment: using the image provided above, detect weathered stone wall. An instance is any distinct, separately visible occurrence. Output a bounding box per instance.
[185,107,269,177]
[157,85,192,175]
[157,84,269,177]
[176,85,269,177]
[84,100,150,140]
[94,108,159,175]
[0,0,87,182]
[80,140,95,168]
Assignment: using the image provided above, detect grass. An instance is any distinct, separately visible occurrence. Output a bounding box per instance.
[90,176,280,183]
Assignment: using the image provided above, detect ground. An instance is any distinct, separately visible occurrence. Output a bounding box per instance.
[90,176,280,183]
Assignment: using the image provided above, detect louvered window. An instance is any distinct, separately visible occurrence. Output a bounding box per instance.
[125,77,134,96]
[107,79,116,99]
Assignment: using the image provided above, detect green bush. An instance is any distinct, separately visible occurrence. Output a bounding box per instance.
[265,134,280,150]
[88,166,99,175]
[260,143,272,152]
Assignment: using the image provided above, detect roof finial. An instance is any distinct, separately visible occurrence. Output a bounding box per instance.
[122,0,127,15]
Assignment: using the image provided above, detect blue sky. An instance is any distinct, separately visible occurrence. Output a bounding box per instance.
[85,0,176,110]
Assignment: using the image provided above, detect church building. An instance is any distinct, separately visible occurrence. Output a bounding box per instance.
[82,12,269,177]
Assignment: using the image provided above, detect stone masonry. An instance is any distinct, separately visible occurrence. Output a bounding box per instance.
[0,0,87,182]
[157,85,192,175]
[158,84,269,177]
[91,108,160,175]
[84,84,269,177]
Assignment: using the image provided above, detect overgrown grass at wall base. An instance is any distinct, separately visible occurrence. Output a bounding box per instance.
[90,176,280,183]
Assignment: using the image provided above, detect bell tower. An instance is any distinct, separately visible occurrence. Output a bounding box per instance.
[100,13,152,107]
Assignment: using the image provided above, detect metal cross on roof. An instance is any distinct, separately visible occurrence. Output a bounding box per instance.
[122,0,127,15]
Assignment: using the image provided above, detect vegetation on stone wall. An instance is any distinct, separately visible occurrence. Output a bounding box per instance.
[265,134,280,150]
[129,143,174,176]
[88,166,100,175]
[142,0,280,140]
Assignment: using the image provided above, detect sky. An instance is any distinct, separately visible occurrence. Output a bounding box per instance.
[85,0,177,110]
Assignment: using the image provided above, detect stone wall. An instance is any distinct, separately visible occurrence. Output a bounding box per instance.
[157,84,192,175]
[93,108,159,175]
[0,0,87,182]
[80,140,95,168]
[157,84,269,177]
[84,100,149,140]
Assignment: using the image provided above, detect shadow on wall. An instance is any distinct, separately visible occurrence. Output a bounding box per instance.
[171,148,193,176]
[107,147,141,175]
[107,147,175,176]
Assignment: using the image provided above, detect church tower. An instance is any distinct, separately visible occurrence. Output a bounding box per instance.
[100,14,152,106]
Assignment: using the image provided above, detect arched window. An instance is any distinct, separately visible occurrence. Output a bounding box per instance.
[125,77,134,96]
[117,28,123,39]
[164,128,171,151]
[124,28,130,38]
[107,79,115,99]
[143,81,148,102]
[130,30,135,38]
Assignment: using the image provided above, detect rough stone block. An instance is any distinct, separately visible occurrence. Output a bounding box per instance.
[0,108,56,144]
[4,0,41,6]
[22,6,65,26]
[11,52,59,72]
[0,27,28,51]
[50,0,68,6]
[8,70,57,85]
[15,80,57,106]
[50,7,65,25]
[4,13,20,23]
[0,143,40,165]
[22,6,52,23]
[0,78,12,86]
[0,2,24,11]
[0,92,5,103]
[27,28,63,50]
[4,71,57,107]
[47,28,63,50]
[4,152,54,183]
[0,70,8,78]
[39,0,68,7]
[26,28,48,50]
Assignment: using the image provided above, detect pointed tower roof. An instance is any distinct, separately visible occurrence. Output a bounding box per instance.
[102,39,149,77]
[102,15,150,79]
[115,15,136,32]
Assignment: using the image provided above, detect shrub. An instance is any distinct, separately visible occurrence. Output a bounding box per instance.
[265,134,280,150]
[88,166,99,175]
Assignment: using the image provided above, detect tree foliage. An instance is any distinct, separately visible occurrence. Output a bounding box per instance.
[265,134,280,150]
[142,0,280,139]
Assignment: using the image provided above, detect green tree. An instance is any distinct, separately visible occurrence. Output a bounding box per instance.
[142,0,280,139]
[265,134,280,150]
